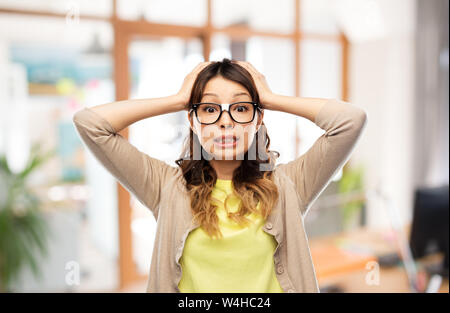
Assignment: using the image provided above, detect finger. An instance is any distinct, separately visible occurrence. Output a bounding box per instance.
[239,61,256,72]
[194,62,204,68]
[236,60,251,71]
[243,62,261,75]
[193,61,209,71]
[190,62,208,76]
[238,61,258,77]
[193,61,212,73]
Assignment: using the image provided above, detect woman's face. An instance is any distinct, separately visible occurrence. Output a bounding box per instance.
[188,76,264,160]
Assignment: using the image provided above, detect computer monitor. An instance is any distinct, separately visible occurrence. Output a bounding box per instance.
[409,184,449,277]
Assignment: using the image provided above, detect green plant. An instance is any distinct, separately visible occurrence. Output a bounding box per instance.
[338,162,366,231]
[0,142,56,292]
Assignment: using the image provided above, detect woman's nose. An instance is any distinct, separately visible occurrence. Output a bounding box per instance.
[218,110,234,128]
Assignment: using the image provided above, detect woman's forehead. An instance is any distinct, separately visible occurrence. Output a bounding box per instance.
[203,78,250,98]
[202,91,250,98]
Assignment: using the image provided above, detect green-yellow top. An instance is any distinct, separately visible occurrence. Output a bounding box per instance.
[178,178,283,293]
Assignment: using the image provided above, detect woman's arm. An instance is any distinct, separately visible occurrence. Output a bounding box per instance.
[72,94,185,220]
[73,61,212,219]
[263,94,328,123]
[270,96,368,217]
[88,95,185,133]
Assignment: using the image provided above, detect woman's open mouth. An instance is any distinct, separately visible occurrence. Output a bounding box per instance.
[213,135,239,148]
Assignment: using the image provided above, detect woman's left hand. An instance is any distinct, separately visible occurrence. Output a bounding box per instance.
[235,61,274,109]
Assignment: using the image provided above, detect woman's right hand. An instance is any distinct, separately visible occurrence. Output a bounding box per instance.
[176,61,213,110]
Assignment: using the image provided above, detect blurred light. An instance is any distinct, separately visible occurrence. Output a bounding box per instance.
[6,63,29,174]
[69,185,89,201]
[131,217,153,237]
[210,48,231,61]
[334,0,386,42]
[56,78,76,95]
[182,53,204,75]
[6,118,29,174]
[332,168,343,182]
[440,48,449,69]
[48,185,67,201]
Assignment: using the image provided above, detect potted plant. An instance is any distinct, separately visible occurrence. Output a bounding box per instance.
[0,142,55,292]
[338,162,366,231]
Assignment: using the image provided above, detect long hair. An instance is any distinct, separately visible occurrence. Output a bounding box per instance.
[175,58,280,239]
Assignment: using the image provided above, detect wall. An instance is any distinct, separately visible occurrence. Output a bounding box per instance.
[347,0,417,228]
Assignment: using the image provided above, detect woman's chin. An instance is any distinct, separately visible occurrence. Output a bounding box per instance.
[210,150,245,161]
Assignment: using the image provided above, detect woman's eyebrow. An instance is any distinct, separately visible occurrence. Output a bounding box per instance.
[202,92,250,98]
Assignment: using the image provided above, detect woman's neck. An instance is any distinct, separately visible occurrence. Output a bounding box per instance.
[209,159,242,180]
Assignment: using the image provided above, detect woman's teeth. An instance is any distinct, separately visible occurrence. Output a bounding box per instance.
[221,138,235,143]
[214,137,237,143]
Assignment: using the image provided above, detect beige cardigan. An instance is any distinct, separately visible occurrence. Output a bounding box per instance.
[72,98,368,293]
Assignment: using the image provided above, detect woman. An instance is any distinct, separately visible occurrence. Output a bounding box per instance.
[73,58,368,293]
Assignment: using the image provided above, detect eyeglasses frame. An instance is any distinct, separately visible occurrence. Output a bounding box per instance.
[189,101,262,125]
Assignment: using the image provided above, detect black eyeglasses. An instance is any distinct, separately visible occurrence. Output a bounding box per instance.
[189,102,261,125]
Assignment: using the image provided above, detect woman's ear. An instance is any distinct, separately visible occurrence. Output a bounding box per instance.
[188,111,197,135]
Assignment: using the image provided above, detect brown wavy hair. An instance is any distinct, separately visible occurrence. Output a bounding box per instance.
[175,58,280,239]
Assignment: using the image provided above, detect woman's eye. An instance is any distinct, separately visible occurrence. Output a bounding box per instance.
[235,106,248,112]
[204,106,217,113]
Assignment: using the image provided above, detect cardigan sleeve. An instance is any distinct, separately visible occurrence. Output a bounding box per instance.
[72,107,178,220]
[275,98,368,218]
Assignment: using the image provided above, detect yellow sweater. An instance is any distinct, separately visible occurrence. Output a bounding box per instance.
[178,179,283,293]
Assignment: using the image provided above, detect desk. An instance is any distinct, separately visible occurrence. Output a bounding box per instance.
[309,225,449,293]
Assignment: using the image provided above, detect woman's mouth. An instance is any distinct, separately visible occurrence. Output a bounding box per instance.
[213,135,239,148]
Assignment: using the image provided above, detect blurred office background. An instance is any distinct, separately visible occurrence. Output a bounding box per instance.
[0,0,448,293]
